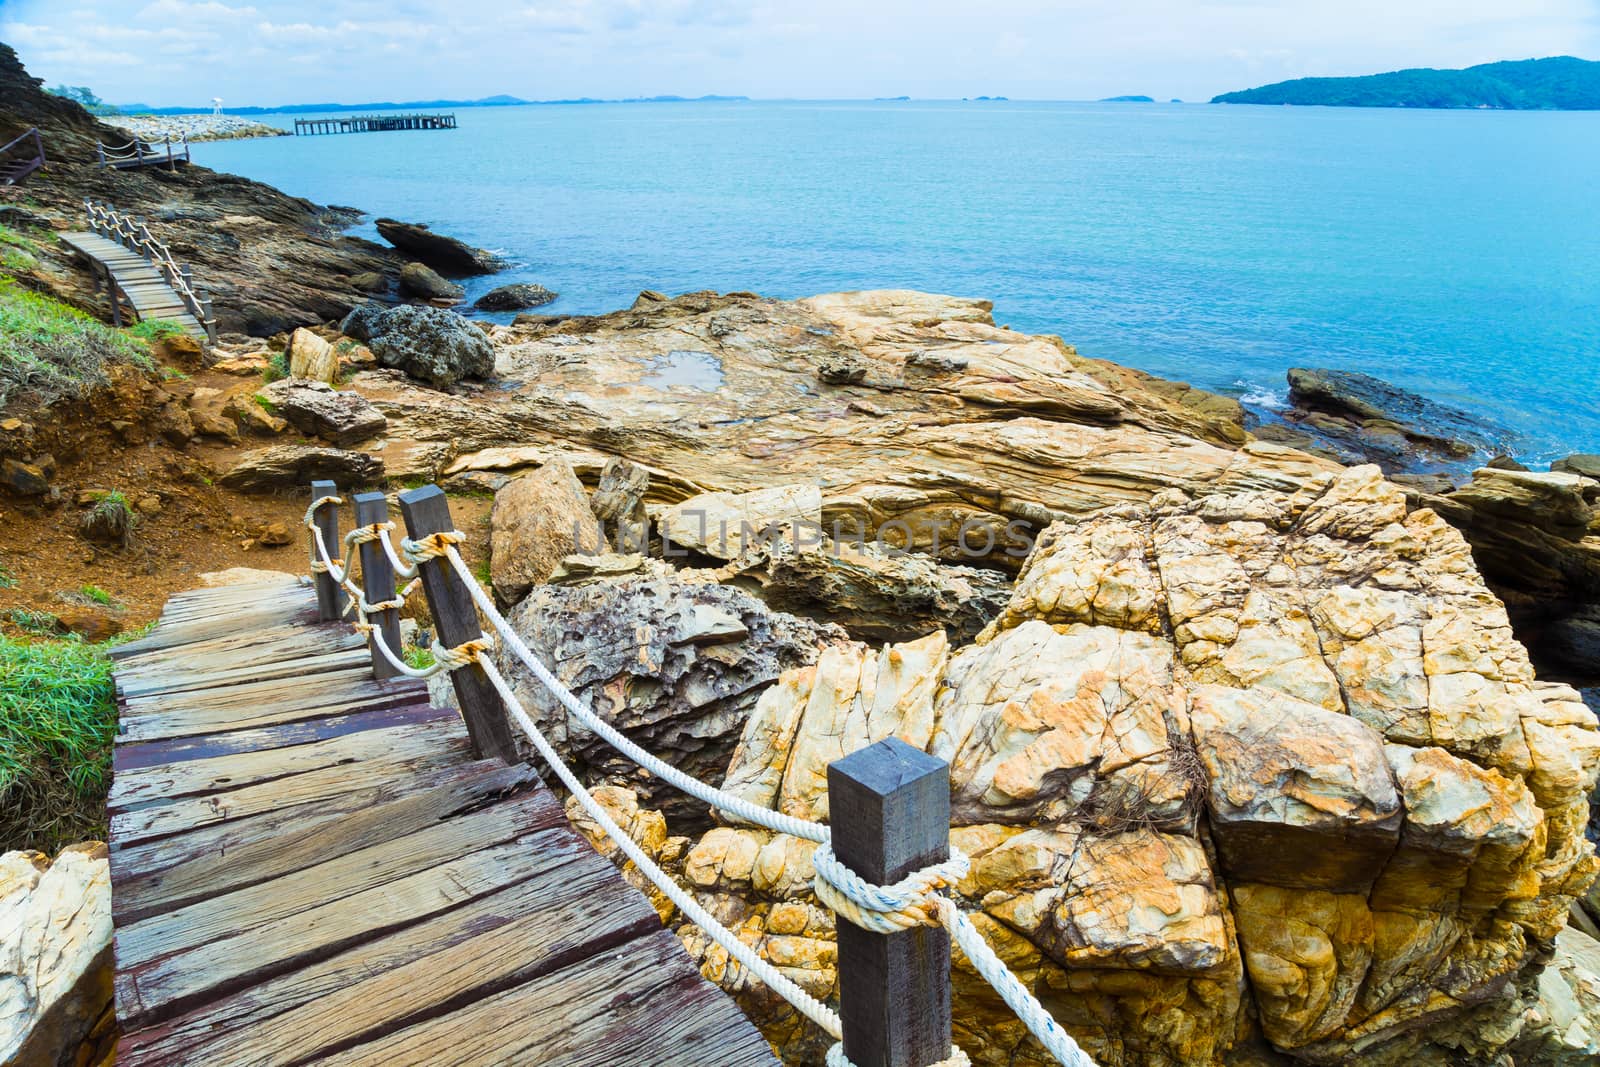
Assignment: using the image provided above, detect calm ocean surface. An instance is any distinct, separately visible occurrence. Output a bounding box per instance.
[192,101,1600,462]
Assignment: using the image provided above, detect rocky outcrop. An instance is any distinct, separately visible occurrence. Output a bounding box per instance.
[760,540,1012,645]
[1282,367,1511,471]
[218,444,383,490]
[642,467,1600,1066]
[398,262,464,302]
[258,379,386,446]
[660,485,823,560]
[489,459,606,604]
[497,570,845,823]
[0,844,114,1067]
[1426,467,1600,679]
[476,283,557,311]
[374,218,503,275]
[339,304,495,388]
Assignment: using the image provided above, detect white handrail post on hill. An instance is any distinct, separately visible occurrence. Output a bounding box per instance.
[353,491,404,681]
[397,484,521,763]
[828,738,954,1067]
[309,480,347,620]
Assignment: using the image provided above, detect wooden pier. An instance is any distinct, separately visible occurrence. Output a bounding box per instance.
[105,574,779,1066]
[294,113,457,136]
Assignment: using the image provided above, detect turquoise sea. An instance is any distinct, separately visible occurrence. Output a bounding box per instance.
[191,100,1600,462]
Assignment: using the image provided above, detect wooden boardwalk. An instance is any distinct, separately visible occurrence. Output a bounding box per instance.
[59,230,207,339]
[105,576,780,1066]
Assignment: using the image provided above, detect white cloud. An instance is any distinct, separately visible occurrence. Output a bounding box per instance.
[1,0,1596,106]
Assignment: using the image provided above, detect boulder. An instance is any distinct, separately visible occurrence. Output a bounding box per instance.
[489,458,607,605]
[349,271,388,293]
[1553,453,1600,480]
[374,218,503,275]
[398,261,465,302]
[53,606,123,642]
[474,283,557,311]
[760,539,1012,645]
[337,304,494,388]
[218,445,383,491]
[0,458,47,496]
[259,379,387,446]
[1509,925,1600,1065]
[659,484,823,560]
[222,392,288,436]
[496,570,844,822]
[589,457,650,527]
[0,844,114,1067]
[285,327,339,384]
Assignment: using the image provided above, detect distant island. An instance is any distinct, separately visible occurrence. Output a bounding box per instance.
[111,93,750,116]
[1102,95,1155,103]
[1213,56,1600,109]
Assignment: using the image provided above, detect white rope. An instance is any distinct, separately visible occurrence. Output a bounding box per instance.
[470,652,846,1041]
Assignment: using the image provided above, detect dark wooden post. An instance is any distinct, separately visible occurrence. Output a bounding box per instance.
[353,491,404,681]
[397,484,520,764]
[829,738,953,1067]
[309,480,347,621]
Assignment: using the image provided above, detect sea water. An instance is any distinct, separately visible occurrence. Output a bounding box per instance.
[191,100,1600,461]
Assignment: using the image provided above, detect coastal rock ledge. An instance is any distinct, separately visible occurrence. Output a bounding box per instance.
[566,466,1600,1067]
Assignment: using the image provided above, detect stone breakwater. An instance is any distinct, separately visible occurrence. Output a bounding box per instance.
[111,113,288,143]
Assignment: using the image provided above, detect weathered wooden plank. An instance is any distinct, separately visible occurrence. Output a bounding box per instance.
[108,735,472,846]
[116,839,658,1066]
[320,929,780,1067]
[116,787,559,971]
[113,620,363,685]
[114,645,370,700]
[109,759,538,923]
[116,811,575,1028]
[115,674,426,753]
[109,712,464,810]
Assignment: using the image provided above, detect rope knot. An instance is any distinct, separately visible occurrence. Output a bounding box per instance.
[401,530,466,564]
[431,634,494,672]
[810,842,969,936]
[345,520,395,547]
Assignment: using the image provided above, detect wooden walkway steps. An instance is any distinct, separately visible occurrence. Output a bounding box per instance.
[105,576,780,1066]
[58,230,206,339]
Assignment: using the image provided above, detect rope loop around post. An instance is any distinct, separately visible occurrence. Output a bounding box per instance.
[400,529,465,564]
[811,842,970,936]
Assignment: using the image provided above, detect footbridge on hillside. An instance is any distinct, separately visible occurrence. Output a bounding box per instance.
[103,481,1102,1067]
[60,201,215,342]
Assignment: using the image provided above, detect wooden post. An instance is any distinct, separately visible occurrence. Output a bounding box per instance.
[353,492,405,681]
[828,738,953,1067]
[397,484,521,763]
[107,271,122,328]
[309,480,347,621]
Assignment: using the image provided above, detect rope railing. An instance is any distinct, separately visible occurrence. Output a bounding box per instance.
[82,200,216,342]
[96,132,190,167]
[303,485,1097,1067]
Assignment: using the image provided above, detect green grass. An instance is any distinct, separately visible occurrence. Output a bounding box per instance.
[0,634,118,852]
[403,643,436,671]
[80,491,137,548]
[128,319,186,342]
[0,279,155,409]
[78,584,114,606]
[253,393,279,415]
[0,560,13,590]
[5,609,60,637]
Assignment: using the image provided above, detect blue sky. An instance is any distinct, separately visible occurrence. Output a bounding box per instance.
[3,0,1598,107]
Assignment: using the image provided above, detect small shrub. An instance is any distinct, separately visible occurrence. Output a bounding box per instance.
[402,643,436,671]
[80,491,137,548]
[78,584,114,606]
[262,352,290,384]
[0,634,118,853]
[253,394,279,415]
[0,560,13,589]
